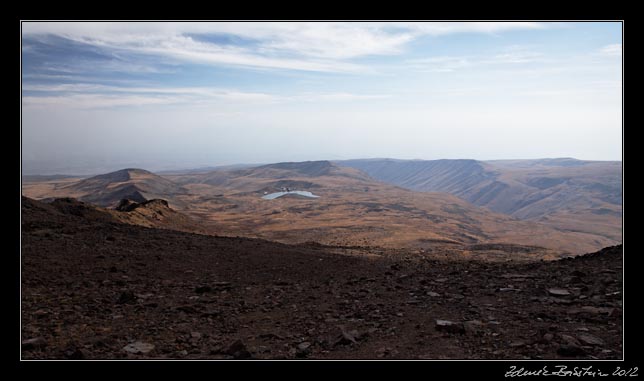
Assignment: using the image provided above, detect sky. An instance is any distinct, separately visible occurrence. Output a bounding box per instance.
[21,22,622,175]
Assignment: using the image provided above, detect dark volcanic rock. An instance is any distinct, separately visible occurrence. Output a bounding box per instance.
[122,341,155,354]
[64,347,85,359]
[195,285,212,294]
[296,342,312,357]
[548,288,571,296]
[117,291,137,304]
[557,345,587,357]
[20,197,623,360]
[22,337,46,351]
[578,333,605,346]
[435,320,465,334]
[225,340,251,359]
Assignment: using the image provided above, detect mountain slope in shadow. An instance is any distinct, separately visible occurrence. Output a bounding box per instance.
[338,158,622,242]
[60,168,187,208]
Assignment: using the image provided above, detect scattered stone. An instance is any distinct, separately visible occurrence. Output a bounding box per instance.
[578,333,605,346]
[334,328,359,346]
[435,320,465,334]
[201,309,221,317]
[557,345,586,357]
[225,339,251,359]
[498,288,521,292]
[190,332,202,339]
[548,288,571,296]
[510,341,525,348]
[259,333,284,340]
[396,274,410,282]
[550,297,573,305]
[175,305,198,314]
[195,285,212,294]
[122,341,155,354]
[22,337,46,351]
[376,347,391,358]
[427,291,441,297]
[297,341,312,351]
[213,282,233,290]
[580,306,614,315]
[33,309,49,319]
[296,342,312,357]
[464,320,484,334]
[560,334,581,346]
[501,274,533,279]
[117,291,136,304]
[64,347,85,359]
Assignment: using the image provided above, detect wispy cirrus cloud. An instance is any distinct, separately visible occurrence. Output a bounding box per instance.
[599,43,621,56]
[22,22,546,73]
[405,47,545,72]
[22,83,282,109]
[22,83,388,109]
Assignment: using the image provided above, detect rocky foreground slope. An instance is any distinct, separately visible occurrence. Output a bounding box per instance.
[21,197,622,359]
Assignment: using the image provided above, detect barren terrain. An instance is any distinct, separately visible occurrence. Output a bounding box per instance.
[21,197,623,359]
[22,161,621,256]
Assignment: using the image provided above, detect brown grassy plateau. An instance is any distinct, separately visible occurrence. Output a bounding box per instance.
[23,161,620,258]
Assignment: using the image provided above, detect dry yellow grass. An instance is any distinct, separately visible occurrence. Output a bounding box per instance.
[22,163,621,257]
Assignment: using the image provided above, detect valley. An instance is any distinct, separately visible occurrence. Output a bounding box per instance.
[22,159,622,257]
[340,158,622,243]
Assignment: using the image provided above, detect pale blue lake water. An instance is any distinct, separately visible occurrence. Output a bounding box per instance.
[261,191,320,200]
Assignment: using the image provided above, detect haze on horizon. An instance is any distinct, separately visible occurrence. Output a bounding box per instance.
[21,22,622,175]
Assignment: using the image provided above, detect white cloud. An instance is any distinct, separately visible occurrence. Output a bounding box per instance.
[487,51,543,64]
[405,48,544,72]
[394,21,544,35]
[22,22,546,73]
[600,43,621,56]
[296,92,389,102]
[406,56,471,72]
[22,94,180,109]
[22,84,282,108]
[22,83,387,109]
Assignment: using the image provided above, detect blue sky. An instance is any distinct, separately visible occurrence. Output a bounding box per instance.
[21,22,622,174]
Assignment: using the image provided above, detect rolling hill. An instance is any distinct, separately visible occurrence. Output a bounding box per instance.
[22,160,622,256]
[23,168,188,208]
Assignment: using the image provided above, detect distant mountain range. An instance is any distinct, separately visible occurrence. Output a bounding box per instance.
[21,158,622,256]
[338,158,622,242]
